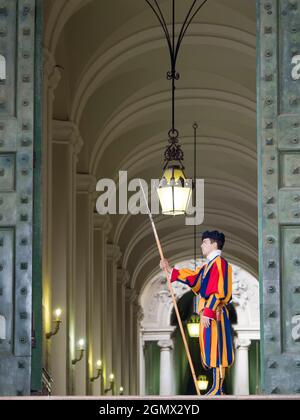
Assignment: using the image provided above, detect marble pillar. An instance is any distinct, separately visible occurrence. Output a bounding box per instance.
[138,309,145,396]
[43,49,61,375]
[157,340,174,396]
[106,244,122,394]
[50,121,83,395]
[233,337,251,396]
[116,268,130,395]
[93,215,112,395]
[75,174,96,395]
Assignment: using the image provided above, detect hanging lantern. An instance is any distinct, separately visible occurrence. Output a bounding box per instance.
[157,164,192,216]
[145,1,205,216]
[197,375,209,392]
[187,295,200,338]
[187,313,200,338]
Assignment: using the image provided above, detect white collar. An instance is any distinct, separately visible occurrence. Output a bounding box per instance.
[206,249,222,263]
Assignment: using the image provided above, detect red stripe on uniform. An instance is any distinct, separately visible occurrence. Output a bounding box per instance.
[205,262,219,295]
[203,307,216,320]
[171,268,180,282]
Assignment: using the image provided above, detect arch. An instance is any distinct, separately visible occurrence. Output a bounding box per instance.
[113,134,256,180]
[140,259,259,342]
[139,260,259,396]
[113,178,257,247]
[90,88,256,174]
[44,0,93,53]
[71,23,256,124]
[122,207,257,270]
[140,272,188,330]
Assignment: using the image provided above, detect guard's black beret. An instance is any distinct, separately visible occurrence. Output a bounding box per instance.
[202,230,225,250]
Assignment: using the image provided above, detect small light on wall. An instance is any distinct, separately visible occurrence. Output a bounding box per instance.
[46,308,62,340]
[54,308,62,320]
[119,386,124,396]
[104,373,115,395]
[78,339,85,350]
[72,338,85,365]
[91,360,103,382]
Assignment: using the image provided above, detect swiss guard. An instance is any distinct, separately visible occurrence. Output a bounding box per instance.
[160,230,234,396]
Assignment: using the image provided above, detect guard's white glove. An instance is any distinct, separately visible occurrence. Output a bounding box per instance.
[160,259,172,274]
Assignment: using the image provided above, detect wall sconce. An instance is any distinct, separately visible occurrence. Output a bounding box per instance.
[46,308,62,339]
[91,360,103,382]
[72,339,85,365]
[104,373,115,395]
[119,386,124,396]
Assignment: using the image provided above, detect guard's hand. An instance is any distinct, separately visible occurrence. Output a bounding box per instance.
[160,259,171,273]
[201,315,211,329]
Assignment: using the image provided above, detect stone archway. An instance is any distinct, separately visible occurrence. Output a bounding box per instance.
[139,259,259,396]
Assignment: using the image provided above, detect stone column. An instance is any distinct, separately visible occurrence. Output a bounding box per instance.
[75,174,96,396]
[158,340,174,396]
[130,294,139,395]
[43,49,61,373]
[138,310,145,396]
[123,285,140,395]
[233,337,251,396]
[124,287,134,394]
[93,215,111,395]
[50,121,83,395]
[106,244,122,394]
[116,268,130,394]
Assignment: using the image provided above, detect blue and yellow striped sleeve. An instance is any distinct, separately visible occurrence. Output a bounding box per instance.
[171,266,202,295]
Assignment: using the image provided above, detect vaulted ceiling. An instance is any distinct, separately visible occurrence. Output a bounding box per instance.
[44,0,257,294]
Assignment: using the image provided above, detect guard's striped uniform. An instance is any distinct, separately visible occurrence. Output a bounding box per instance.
[171,255,234,394]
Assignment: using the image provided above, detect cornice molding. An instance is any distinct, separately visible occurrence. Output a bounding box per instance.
[76,173,97,193]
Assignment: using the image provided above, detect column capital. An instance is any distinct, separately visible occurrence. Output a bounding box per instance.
[157,339,174,350]
[235,337,251,349]
[44,48,61,92]
[94,214,112,234]
[52,120,83,156]
[107,244,122,263]
[76,174,97,194]
[117,268,130,287]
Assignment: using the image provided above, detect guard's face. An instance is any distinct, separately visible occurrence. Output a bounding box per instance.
[201,238,218,257]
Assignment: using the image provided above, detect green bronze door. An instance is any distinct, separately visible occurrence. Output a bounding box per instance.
[0,0,42,396]
[258,0,300,394]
